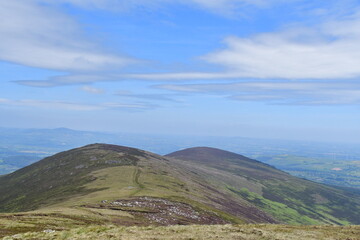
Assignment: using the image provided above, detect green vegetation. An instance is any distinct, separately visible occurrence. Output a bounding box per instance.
[168,147,360,225]
[0,144,142,212]
[257,154,360,189]
[1,221,359,240]
[0,144,359,240]
[0,144,248,228]
[228,187,320,225]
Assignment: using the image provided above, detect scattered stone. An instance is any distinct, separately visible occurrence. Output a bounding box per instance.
[105,160,123,164]
[97,197,228,226]
[75,164,85,169]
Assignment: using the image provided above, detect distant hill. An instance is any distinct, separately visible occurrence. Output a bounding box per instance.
[166,147,360,225]
[1,127,359,191]
[0,144,359,229]
[166,146,281,175]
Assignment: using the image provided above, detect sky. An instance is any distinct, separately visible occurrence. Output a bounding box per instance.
[1,0,360,143]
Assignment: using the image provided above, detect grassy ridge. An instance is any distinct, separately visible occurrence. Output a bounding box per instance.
[0,144,143,212]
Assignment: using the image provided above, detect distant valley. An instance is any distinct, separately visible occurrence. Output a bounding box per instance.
[257,155,360,190]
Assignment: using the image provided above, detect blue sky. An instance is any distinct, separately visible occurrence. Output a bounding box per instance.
[1,0,360,143]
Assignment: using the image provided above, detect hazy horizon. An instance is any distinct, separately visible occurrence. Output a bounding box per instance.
[2,125,360,146]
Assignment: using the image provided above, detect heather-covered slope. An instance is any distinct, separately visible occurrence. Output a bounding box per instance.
[166,147,360,225]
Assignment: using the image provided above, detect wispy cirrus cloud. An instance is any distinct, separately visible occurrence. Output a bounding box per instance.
[0,0,135,72]
[115,90,181,102]
[135,11,360,81]
[80,86,105,94]
[13,73,226,88]
[157,81,360,105]
[0,98,156,111]
[7,0,360,108]
[16,8,360,87]
[14,74,115,87]
[1,0,291,75]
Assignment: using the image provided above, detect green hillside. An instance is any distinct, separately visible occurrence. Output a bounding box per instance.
[0,144,359,238]
[0,144,274,225]
[166,147,360,225]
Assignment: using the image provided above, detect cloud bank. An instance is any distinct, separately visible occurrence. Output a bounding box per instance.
[157,81,360,105]
[0,98,155,111]
[202,19,360,79]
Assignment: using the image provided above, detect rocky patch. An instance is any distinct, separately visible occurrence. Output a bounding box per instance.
[87,197,229,226]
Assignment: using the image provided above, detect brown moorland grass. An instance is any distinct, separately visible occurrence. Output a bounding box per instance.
[2,224,360,240]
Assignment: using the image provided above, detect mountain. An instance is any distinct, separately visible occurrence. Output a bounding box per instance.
[2,127,360,192]
[0,144,359,233]
[0,144,272,225]
[166,146,281,175]
[166,147,360,225]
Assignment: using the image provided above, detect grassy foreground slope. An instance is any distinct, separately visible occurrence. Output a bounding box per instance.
[2,224,360,240]
[166,147,360,225]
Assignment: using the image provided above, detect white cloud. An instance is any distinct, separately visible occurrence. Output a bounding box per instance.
[15,75,115,87]
[80,86,105,94]
[115,91,181,102]
[0,98,156,111]
[0,98,103,111]
[14,72,238,87]
[105,10,360,81]
[157,81,360,105]
[0,0,134,72]
[9,0,360,102]
[201,12,360,79]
